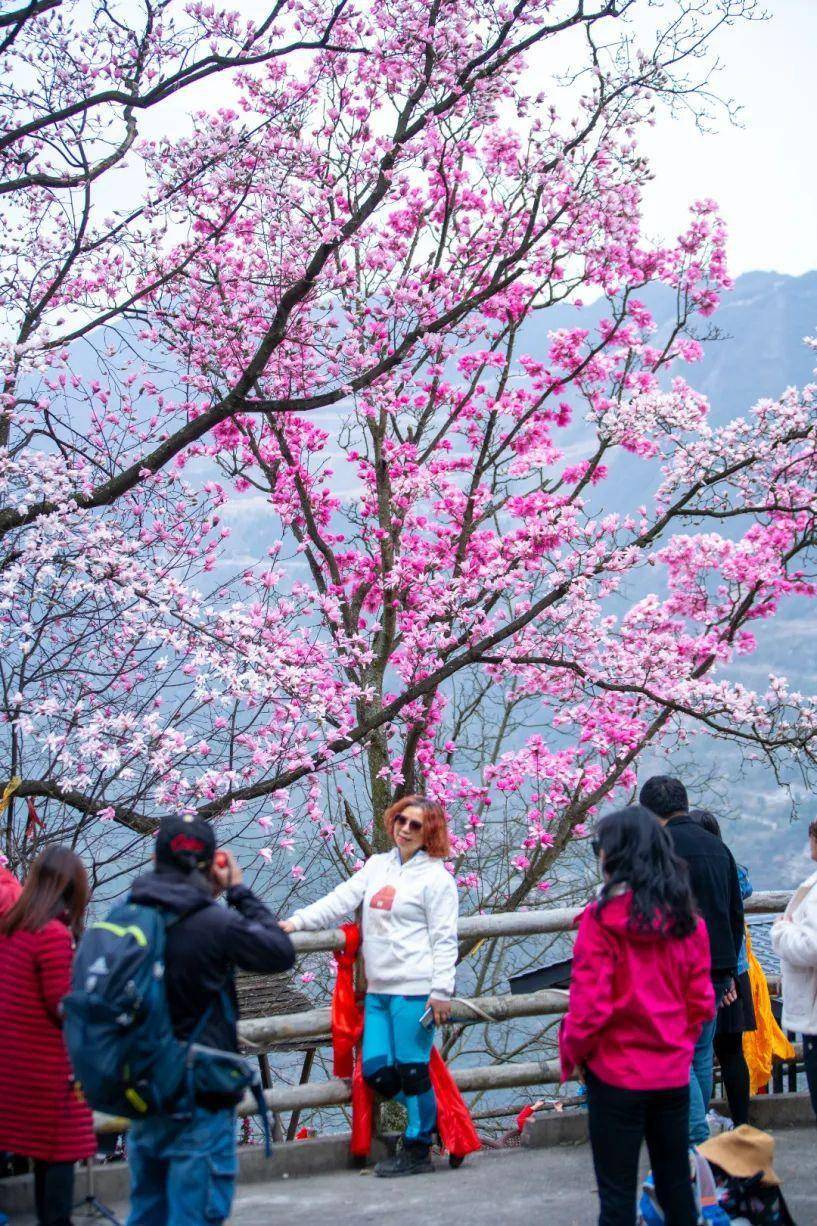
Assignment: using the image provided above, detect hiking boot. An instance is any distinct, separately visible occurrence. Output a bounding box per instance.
[374,1141,434,1178]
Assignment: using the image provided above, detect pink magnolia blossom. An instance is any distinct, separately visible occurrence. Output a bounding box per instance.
[0,0,813,917]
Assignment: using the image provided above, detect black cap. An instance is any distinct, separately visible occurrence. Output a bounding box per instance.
[155,815,216,873]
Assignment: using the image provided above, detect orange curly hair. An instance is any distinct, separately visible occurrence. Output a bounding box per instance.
[383,795,451,859]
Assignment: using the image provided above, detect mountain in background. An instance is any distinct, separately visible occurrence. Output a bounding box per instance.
[685,270,817,419]
[486,271,817,886]
[219,271,817,891]
[631,271,817,888]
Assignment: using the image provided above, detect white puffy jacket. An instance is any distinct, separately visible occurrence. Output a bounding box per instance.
[289,848,459,998]
[772,869,817,1034]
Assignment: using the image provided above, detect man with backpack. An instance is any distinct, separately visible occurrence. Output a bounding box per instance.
[66,815,295,1226]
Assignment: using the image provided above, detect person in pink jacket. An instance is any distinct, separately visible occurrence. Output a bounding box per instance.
[560,804,715,1226]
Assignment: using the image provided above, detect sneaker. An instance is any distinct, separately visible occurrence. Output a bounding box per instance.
[374,1141,434,1178]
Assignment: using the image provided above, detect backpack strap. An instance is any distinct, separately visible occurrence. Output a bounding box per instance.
[215,985,272,1154]
[147,900,272,1152]
[184,988,272,1156]
[777,1188,796,1226]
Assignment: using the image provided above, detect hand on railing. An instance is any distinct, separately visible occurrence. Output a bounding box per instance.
[426,996,452,1026]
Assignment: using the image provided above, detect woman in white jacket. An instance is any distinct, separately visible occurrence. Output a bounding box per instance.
[771,819,817,1119]
[280,795,459,1177]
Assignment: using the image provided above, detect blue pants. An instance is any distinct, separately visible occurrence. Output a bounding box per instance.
[689,977,730,1145]
[126,1106,236,1225]
[362,993,437,1146]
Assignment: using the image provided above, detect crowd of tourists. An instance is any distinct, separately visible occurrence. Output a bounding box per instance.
[0,777,815,1225]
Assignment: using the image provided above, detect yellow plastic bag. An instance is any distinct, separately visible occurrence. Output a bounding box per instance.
[742,925,795,1095]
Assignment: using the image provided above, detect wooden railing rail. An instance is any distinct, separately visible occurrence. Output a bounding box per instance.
[93,889,791,1134]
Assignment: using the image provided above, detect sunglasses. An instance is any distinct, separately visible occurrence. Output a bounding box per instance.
[394,814,424,834]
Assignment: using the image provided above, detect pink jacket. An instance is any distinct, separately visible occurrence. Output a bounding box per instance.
[559,891,715,1090]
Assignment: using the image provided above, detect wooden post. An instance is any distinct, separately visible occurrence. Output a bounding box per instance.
[258,1053,284,1143]
[286,1049,316,1142]
[772,1058,783,1095]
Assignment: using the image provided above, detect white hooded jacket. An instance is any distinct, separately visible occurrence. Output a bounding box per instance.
[289,849,459,998]
[772,869,817,1034]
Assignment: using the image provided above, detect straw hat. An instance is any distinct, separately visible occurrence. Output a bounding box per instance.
[698,1124,781,1186]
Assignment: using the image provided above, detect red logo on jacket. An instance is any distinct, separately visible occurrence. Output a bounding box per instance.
[369,886,396,911]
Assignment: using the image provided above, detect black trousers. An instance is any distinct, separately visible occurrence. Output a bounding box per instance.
[803,1032,817,1117]
[33,1160,75,1226]
[585,1069,697,1226]
[713,1031,750,1125]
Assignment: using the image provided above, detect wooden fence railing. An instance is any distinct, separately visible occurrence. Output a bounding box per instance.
[94,890,792,1133]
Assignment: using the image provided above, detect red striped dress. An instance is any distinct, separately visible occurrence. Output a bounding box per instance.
[0,918,95,1162]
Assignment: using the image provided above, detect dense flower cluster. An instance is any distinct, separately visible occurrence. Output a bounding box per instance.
[1,1,814,911]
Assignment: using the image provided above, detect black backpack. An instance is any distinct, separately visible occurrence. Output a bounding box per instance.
[63,900,270,1150]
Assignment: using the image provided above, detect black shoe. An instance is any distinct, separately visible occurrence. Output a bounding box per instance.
[374,1142,434,1178]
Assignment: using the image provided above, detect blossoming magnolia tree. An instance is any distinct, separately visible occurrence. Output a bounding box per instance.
[2,0,816,969]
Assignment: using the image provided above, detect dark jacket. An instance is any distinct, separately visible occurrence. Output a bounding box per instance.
[129,866,295,1055]
[665,814,744,978]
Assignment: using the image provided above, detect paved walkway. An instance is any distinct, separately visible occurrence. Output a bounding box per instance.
[44,1127,815,1224]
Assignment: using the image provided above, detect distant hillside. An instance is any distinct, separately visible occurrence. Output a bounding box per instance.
[684,270,817,419]
[606,272,816,884]
[546,269,817,420]
[629,272,817,886]
[221,271,817,889]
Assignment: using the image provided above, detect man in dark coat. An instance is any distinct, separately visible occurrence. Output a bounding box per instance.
[126,815,295,1225]
[639,775,744,1144]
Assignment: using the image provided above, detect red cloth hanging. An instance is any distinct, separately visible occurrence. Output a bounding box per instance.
[331,923,480,1160]
[331,922,363,1078]
[428,1047,481,1157]
[350,1049,375,1157]
[25,798,43,842]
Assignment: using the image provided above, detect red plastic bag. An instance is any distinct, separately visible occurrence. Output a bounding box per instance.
[430,1048,481,1157]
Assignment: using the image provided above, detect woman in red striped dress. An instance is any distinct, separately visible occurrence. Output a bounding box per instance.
[0,847,95,1225]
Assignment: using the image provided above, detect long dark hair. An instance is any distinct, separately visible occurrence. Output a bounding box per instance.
[689,808,722,839]
[594,804,698,939]
[1,846,89,941]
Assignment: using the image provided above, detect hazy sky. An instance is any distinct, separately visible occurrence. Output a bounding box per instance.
[115,1,817,283]
[639,1,817,278]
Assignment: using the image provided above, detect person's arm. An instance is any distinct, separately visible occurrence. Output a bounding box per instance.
[772,900,817,969]
[685,920,716,1035]
[426,869,459,1009]
[35,923,73,1024]
[737,864,753,901]
[222,884,297,973]
[559,905,616,1079]
[727,850,744,972]
[287,857,374,932]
